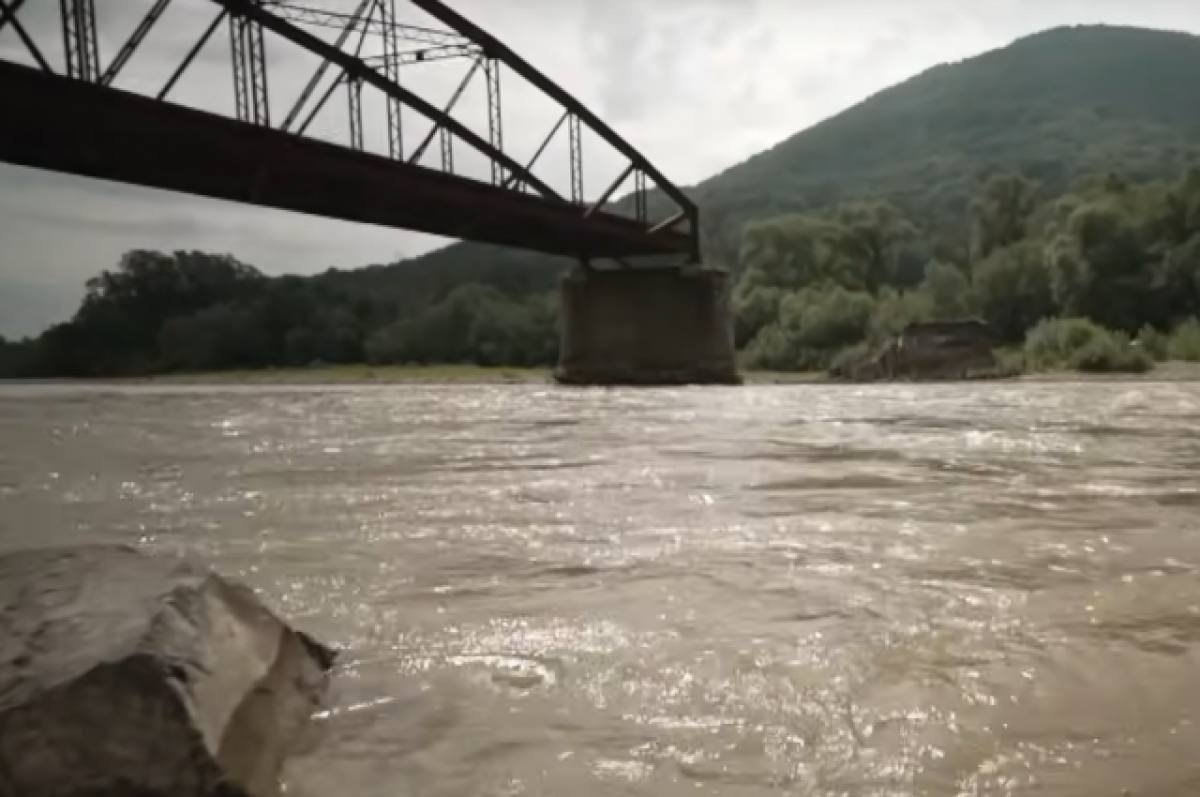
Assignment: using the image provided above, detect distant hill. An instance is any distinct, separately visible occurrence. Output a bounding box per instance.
[331,23,1200,304]
[695,25,1200,263]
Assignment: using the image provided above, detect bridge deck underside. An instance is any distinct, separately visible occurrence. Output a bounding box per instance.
[0,62,692,260]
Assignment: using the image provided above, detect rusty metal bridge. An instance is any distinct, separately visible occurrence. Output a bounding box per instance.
[0,0,699,262]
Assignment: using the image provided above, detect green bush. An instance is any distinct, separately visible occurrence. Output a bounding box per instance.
[788,286,876,351]
[921,260,973,319]
[1023,317,1106,370]
[1070,331,1154,373]
[732,282,783,347]
[743,285,876,371]
[1023,317,1152,372]
[828,341,872,377]
[365,285,557,366]
[991,347,1028,377]
[742,324,801,371]
[1135,324,1169,360]
[1167,317,1200,361]
[868,288,934,341]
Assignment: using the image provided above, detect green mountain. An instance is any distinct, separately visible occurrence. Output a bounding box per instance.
[695,24,1200,264]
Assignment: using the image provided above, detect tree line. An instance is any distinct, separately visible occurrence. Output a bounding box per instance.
[0,250,559,377]
[2,167,1198,378]
[734,167,1200,373]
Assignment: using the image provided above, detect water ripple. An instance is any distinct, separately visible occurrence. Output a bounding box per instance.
[1,380,1198,795]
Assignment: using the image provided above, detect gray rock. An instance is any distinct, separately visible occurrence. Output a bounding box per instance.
[0,545,335,797]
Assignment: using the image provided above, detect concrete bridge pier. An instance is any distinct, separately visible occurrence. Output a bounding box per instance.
[555,266,741,385]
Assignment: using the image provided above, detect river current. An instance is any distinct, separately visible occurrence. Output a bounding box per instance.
[2,380,1199,795]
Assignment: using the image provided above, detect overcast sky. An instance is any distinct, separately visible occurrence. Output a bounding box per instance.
[1,0,1198,336]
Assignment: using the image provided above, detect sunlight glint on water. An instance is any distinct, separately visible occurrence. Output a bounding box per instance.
[2,381,1199,795]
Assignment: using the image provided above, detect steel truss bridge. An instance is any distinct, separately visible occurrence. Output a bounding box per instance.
[0,0,699,262]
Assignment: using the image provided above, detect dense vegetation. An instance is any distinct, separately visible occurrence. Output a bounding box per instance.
[734,168,1200,373]
[3,25,1200,377]
[0,251,561,376]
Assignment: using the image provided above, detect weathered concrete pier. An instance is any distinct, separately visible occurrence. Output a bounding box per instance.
[555,267,741,385]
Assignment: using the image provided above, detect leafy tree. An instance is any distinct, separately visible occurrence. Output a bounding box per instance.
[366,285,557,366]
[832,200,921,292]
[921,261,973,319]
[868,288,934,341]
[738,201,921,295]
[972,241,1057,341]
[282,307,363,365]
[732,281,784,347]
[158,303,270,371]
[1153,234,1200,321]
[739,215,850,290]
[744,286,875,370]
[970,173,1040,260]
[0,336,36,378]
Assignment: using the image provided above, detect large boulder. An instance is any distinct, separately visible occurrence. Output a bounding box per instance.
[0,545,335,797]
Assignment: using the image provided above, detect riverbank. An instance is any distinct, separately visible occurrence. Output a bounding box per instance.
[136,364,550,384]
[129,365,827,386]
[1016,361,1200,383]
[16,360,1199,386]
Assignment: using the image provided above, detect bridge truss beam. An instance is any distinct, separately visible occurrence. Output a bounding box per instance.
[0,0,700,263]
[0,61,690,259]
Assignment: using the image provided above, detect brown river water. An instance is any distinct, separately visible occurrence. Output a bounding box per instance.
[2,381,1200,796]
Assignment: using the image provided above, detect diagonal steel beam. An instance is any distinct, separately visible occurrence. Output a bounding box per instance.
[649,211,687,235]
[296,3,370,138]
[101,0,172,86]
[295,69,342,135]
[157,8,225,99]
[412,0,697,223]
[585,161,635,219]
[0,0,25,32]
[281,0,369,132]
[0,0,52,73]
[408,57,479,166]
[501,109,567,191]
[209,0,561,202]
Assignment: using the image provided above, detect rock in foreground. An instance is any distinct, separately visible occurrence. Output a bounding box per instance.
[0,545,335,797]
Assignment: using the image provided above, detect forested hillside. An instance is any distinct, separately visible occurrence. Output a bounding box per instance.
[696,25,1200,266]
[4,25,1200,376]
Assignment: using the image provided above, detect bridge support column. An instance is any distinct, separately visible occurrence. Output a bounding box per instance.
[555,267,740,386]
